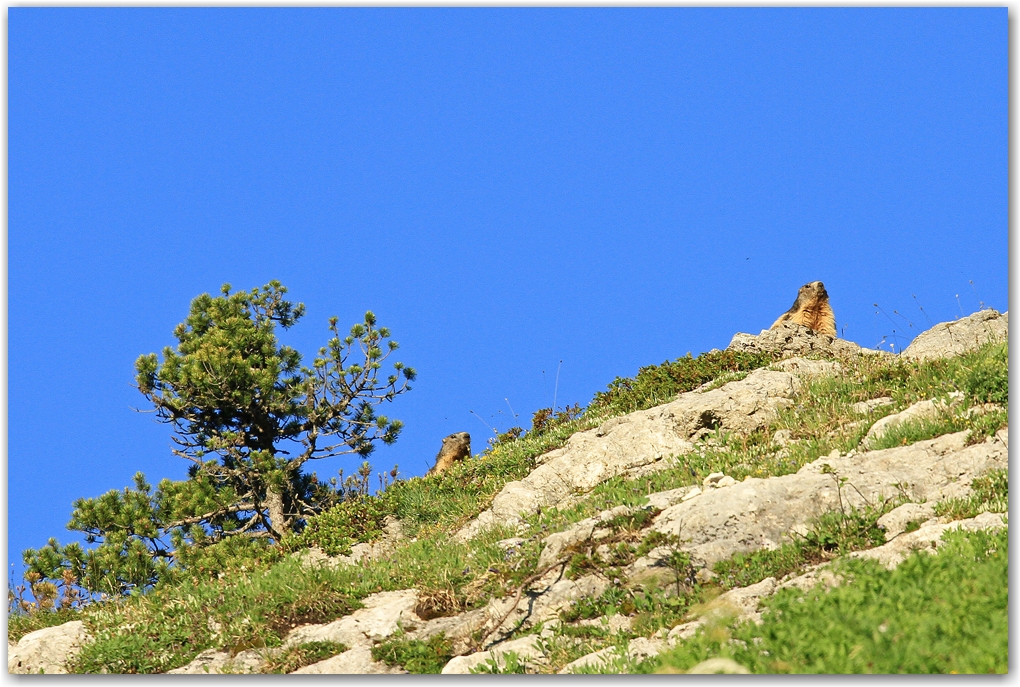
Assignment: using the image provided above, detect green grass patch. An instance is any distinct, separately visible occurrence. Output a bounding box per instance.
[71,556,367,674]
[8,607,83,644]
[372,633,453,673]
[647,527,1008,674]
[962,341,1008,405]
[471,650,530,674]
[865,412,970,451]
[587,350,778,418]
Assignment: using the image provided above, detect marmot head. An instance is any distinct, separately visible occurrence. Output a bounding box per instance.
[440,430,467,446]
[431,432,471,475]
[795,281,828,304]
[439,432,471,456]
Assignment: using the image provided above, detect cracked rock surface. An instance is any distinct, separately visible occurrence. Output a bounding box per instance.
[645,429,1006,568]
[458,361,823,540]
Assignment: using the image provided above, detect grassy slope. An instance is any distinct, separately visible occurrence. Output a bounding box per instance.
[8,341,1007,674]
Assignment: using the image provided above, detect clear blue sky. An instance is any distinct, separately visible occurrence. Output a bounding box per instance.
[8,8,1007,579]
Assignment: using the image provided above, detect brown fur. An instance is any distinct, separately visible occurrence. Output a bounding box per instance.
[770,281,837,337]
[428,432,471,475]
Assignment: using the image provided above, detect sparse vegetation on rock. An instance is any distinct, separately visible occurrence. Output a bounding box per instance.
[9,308,1008,674]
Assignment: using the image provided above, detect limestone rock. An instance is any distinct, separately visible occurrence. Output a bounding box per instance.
[405,608,489,657]
[850,511,1007,570]
[644,486,699,511]
[687,657,751,674]
[291,645,406,674]
[458,364,813,540]
[772,429,793,447]
[294,546,344,569]
[728,321,887,359]
[627,636,668,662]
[772,356,843,378]
[283,589,419,648]
[480,572,609,643]
[495,537,526,552]
[703,472,736,489]
[861,393,963,449]
[852,397,894,415]
[775,564,843,593]
[715,576,777,620]
[876,502,937,541]
[666,577,777,644]
[558,636,667,674]
[644,429,1006,568]
[166,648,265,674]
[441,634,546,674]
[537,505,631,569]
[901,309,1008,362]
[8,620,91,674]
[577,613,632,634]
[558,644,620,673]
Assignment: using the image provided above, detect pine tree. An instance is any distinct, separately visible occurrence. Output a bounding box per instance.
[22,281,414,596]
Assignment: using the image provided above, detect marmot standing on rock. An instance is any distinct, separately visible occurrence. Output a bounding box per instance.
[770,281,837,337]
[428,432,471,476]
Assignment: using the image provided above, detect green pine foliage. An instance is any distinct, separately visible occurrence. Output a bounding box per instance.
[22,281,415,596]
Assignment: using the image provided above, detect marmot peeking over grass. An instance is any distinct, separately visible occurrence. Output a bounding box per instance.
[428,432,471,476]
[770,281,837,337]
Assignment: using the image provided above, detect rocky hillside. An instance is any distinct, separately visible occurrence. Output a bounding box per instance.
[8,309,1008,674]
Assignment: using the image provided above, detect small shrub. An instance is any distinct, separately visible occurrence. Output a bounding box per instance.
[283,495,389,556]
[372,633,453,673]
[471,650,529,674]
[588,350,778,418]
[962,342,1008,405]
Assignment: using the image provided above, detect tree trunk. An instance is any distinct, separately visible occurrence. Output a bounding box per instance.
[264,486,288,542]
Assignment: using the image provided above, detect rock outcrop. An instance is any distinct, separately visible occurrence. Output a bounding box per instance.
[166,648,264,675]
[644,429,1006,568]
[441,635,546,674]
[900,309,1008,362]
[727,321,888,359]
[8,620,90,674]
[282,589,420,648]
[293,645,407,674]
[861,393,963,449]
[458,360,832,540]
[557,509,1006,673]
[850,510,1008,570]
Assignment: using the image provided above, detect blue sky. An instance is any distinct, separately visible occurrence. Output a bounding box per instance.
[8,8,1007,578]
